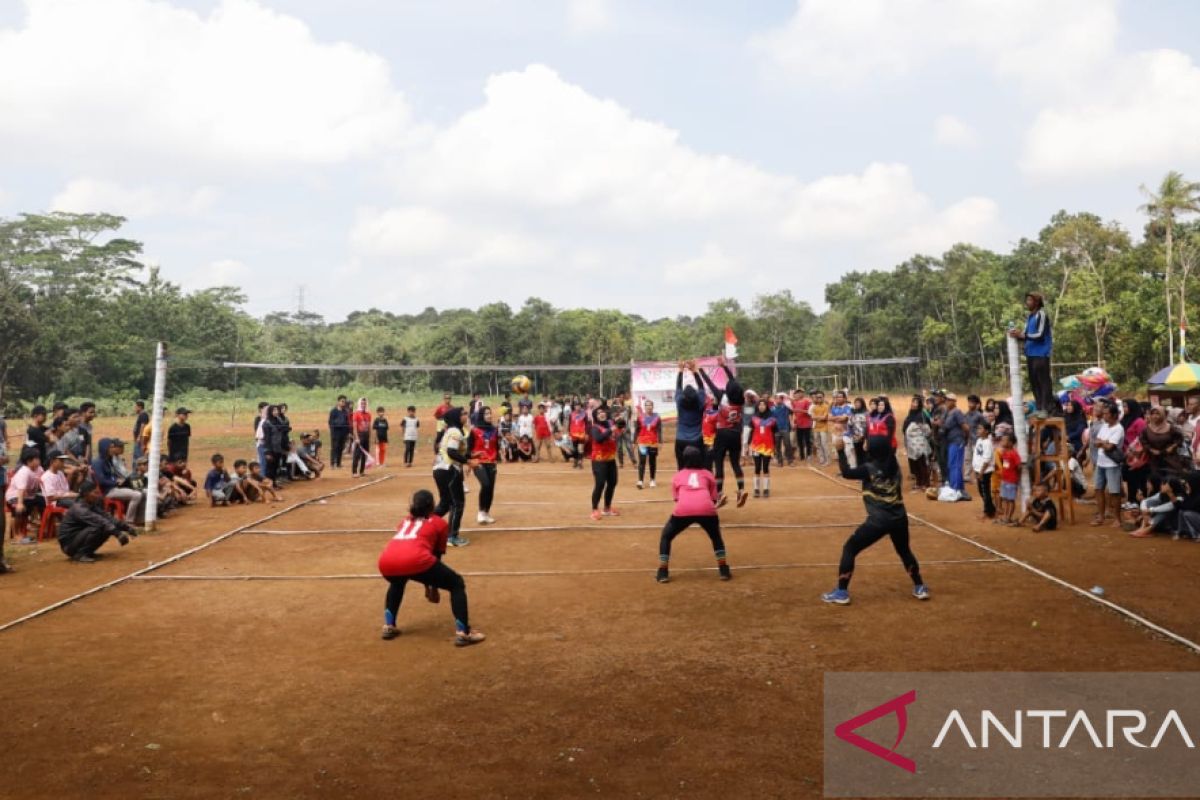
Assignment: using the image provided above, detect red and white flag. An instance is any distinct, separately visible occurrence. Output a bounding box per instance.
[724,327,738,360]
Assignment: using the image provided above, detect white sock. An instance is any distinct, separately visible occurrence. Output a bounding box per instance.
[764,477,770,493]
[753,477,760,491]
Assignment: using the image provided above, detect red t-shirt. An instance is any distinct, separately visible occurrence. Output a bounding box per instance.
[793,398,813,429]
[999,449,1022,484]
[377,515,449,576]
[672,468,718,517]
[534,414,553,438]
[351,410,373,434]
[433,403,450,421]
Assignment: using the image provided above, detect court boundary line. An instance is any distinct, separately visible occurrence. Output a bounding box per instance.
[242,522,866,535]
[807,466,1200,655]
[130,557,1006,581]
[323,495,861,507]
[0,475,396,635]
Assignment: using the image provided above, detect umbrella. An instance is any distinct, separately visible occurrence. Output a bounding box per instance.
[1147,362,1200,390]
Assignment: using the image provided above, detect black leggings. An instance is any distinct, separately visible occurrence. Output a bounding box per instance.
[591,460,618,509]
[796,428,812,460]
[433,468,465,535]
[978,474,996,517]
[753,454,771,475]
[352,432,370,475]
[330,428,348,467]
[711,429,744,491]
[403,440,416,465]
[674,438,704,470]
[474,463,497,513]
[659,515,726,564]
[638,447,658,482]
[571,440,586,466]
[837,514,923,591]
[384,560,470,631]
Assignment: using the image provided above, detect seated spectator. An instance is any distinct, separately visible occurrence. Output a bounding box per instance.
[91,438,143,526]
[1019,482,1058,532]
[4,449,45,543]
[1129,477,1186,539]
[56,480,137,563]
[230,459,256,503]
[515,434,535,461]
[0,419,8,573]
[40,452,79,507]
[204,453,237,506]
[297,433,324,477]
[246,461,281,502]
[163,457,198,501]
[126,456,179,518]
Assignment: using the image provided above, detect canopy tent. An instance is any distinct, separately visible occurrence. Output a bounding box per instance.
[1146,362,1200,409]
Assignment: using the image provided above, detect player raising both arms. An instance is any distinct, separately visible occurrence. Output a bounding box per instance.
[821,435,929,606]
[657,446,731,583]
[377,489,486,646]
[697,355,748,507]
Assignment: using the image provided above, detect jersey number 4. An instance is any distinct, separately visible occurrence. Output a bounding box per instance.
[687,473,701,489]
[394,519,424,540]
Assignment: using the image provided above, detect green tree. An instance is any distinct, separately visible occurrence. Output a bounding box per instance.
[1140,171,1200,363]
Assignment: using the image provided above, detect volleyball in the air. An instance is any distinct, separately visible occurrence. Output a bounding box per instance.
[511,375,532,395]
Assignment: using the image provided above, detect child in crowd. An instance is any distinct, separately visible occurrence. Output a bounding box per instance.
[499,410,517,462]
[996,434,1021,526]
[402,406,420,468]
[971,421,995,520]
[204,454,236,506]
[1019,483,1058,532]
[247,461,282,502]
[373,407,389,467]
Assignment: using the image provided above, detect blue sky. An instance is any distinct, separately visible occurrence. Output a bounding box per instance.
[2,0,1199,320]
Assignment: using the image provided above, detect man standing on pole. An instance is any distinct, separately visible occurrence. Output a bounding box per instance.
[1009,292,1054,416]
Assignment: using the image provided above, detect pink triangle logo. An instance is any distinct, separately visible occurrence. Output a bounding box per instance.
[834,690,917,773]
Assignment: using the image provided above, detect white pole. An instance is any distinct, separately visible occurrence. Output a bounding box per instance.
[1006,332,1031,511]
[145,342,168,531]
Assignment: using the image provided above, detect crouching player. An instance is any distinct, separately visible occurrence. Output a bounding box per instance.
[377,489,486,647]
[656,446,731,584]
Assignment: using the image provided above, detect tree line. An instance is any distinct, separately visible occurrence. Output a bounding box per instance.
[1,171,1197,406]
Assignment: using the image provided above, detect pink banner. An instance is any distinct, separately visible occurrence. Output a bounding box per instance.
[630,357,732,420]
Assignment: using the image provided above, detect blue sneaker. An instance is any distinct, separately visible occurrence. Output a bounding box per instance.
[822,588,851,605]
[448,536,471,548]
[913,584,930,601]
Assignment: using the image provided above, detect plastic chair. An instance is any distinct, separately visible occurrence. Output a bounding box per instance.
[5,503,29,541]
[38,505,67,542]
[104,498,127,520]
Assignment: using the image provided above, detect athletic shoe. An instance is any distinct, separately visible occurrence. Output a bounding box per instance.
[483,514,496,524]
[649,480,656,488]
[753,489,761,498]
[381,625,400,640]
[73,553,97,563]
[455,630,487,647]
[448,536,471,548]
[636,480,644,489]
[716,494,729,509]
[736,491,749,508]
[763,490,770,498]
[957,493,972,502]
[913,584,930,601]
[822,588,851,605]
[590,510,603,521]
[656,568,670,584]
[718,565,732,581]
[602,507,621,516]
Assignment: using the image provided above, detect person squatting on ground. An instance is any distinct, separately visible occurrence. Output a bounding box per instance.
[377,489,485,647]
[635,400,662,489]
[822,435,929,606]
[656,446,731,584]
[469,406,500,525]
[698,356,748,507]
[589,406,620,520]
[750,399,777,498]
[56,480,138,563]
[433,408,474,547]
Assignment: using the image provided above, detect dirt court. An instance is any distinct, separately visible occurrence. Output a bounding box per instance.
[3,411,1200,799]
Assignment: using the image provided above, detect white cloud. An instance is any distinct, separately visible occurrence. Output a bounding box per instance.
[50,178,219,217]
[0,0,412,167]
[663,244,741,285]
[934,114,978,149]
[1021,49,1200,178]
[350,206,554,269]
[753,0,1117,92]
[567,0,611,34]
[887,196,1003,257]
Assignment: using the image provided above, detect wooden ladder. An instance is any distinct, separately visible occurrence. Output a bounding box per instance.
[1029,417,1076,525]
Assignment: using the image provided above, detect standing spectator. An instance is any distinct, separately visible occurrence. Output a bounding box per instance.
[940,393,971,499]
[1120,399,1148,504]
[902,395,932,490]
[1091,403,1125,527]
[792,389,814,463]
[1183,395,1200,466]
[771,393,794,467]
[1062,399,1087,457]
[254,402,269,469]
[25,405,49,464]
[929,391,948,486]
[350,398,373,477]
[848,397,868,467]
[810,390,831,466]
[132,400,150,461]
[401,406,420,468]
[328,395,350,469]
[1008,292,1054,415]
[963,395,985,484]
[373,407,390,467]
[828,391,854,466]
[261,405,286,483]
[1140,405,1183,495]
[77,401,97,462]
[167,408,192,463]
[972,421,996,519]
[534,403,556,462]
[0,413,8,572]
[432,392,453,456]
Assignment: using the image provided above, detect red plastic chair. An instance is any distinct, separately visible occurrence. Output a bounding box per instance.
[5,503,29,541]
[104,498,127,520]
[38,505,67,542]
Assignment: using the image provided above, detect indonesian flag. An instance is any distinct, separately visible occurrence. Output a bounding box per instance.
[724,326,738,359]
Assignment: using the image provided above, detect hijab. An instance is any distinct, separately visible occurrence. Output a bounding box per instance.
[442,407,464,431]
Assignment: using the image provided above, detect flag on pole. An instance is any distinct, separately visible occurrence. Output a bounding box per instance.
[724,326,738,359]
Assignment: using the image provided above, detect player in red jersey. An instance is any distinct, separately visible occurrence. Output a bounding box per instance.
[697,355,748,507]
[469,406,500,525]
[750,399,778,498]
[568,401,589,470]
[350,397,373,477]
[377,489,486,646]
[701,397,719,469]
[589,406,620,520]
[656,446,731,583]
[634,400,663,489]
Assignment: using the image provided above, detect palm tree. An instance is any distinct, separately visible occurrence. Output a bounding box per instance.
[1140,171,1200,364]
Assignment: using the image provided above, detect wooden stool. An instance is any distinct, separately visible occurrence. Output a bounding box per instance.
[1030,417,1076,525]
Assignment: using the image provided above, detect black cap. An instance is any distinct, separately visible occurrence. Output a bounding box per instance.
[176,407,191,415]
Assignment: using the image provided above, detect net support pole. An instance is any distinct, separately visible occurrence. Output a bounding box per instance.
[144,341,168,531]
[1006,331,1031,511]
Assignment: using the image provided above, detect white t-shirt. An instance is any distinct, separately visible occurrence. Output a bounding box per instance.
[1095,422,1125,469]
[516,413,535,439]
[402,417,420,442]
[971,436,995,474]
